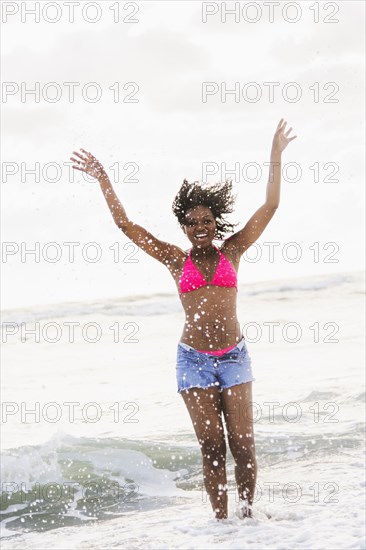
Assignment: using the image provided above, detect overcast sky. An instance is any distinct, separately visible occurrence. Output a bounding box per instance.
[1,1,365,309]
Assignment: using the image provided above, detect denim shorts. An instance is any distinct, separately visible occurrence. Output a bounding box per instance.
[176,337,255,394]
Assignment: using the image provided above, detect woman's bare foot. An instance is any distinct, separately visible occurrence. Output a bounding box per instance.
[235,500,253,519]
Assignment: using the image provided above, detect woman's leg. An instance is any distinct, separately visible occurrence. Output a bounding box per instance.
[180,386,228,519]
[220,382,257,516]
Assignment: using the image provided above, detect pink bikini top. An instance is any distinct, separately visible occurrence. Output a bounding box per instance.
[179,244,238,295]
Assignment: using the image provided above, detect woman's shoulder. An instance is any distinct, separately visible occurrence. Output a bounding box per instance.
[164,245,189,272]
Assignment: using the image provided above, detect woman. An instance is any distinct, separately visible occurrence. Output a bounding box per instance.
[70,118,297,521]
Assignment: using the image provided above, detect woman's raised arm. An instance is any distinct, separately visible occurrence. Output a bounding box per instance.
[71,148,129,228]
[70,148,183,266]
[221,119,297,258]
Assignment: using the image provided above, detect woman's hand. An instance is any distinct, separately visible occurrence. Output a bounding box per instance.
[70,148,108,180]
[271,118,297,154]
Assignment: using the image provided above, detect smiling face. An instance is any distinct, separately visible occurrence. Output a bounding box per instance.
[183,205,217,248]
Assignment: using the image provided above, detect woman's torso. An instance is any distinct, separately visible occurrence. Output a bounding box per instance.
[167,244,241,350]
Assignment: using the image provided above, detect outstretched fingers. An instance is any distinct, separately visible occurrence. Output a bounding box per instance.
[70,148,90,172]
[80,148,95,160]
[279,121,297,143]
[70,156,82,164]
[272,119,297,152]
[276,118,284,131]
[70,148,107,180]
[284,126,297,141]
[71,150,86,161]
[70,152,84,172]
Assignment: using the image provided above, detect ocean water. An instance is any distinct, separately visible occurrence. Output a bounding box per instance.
[0,270,365,549]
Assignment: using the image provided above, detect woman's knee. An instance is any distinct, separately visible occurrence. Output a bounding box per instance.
[228,436,256,463]
[199,434,227,461]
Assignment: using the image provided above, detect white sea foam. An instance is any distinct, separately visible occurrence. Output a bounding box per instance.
[1,271,365,548]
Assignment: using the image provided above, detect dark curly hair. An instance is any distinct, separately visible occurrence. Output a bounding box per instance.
[172,179,239,240]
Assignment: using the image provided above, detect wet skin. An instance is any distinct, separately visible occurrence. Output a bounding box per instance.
[165,205,242,350]
[165,205,256,520]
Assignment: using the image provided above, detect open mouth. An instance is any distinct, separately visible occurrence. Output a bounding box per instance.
[195,233,208,241]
